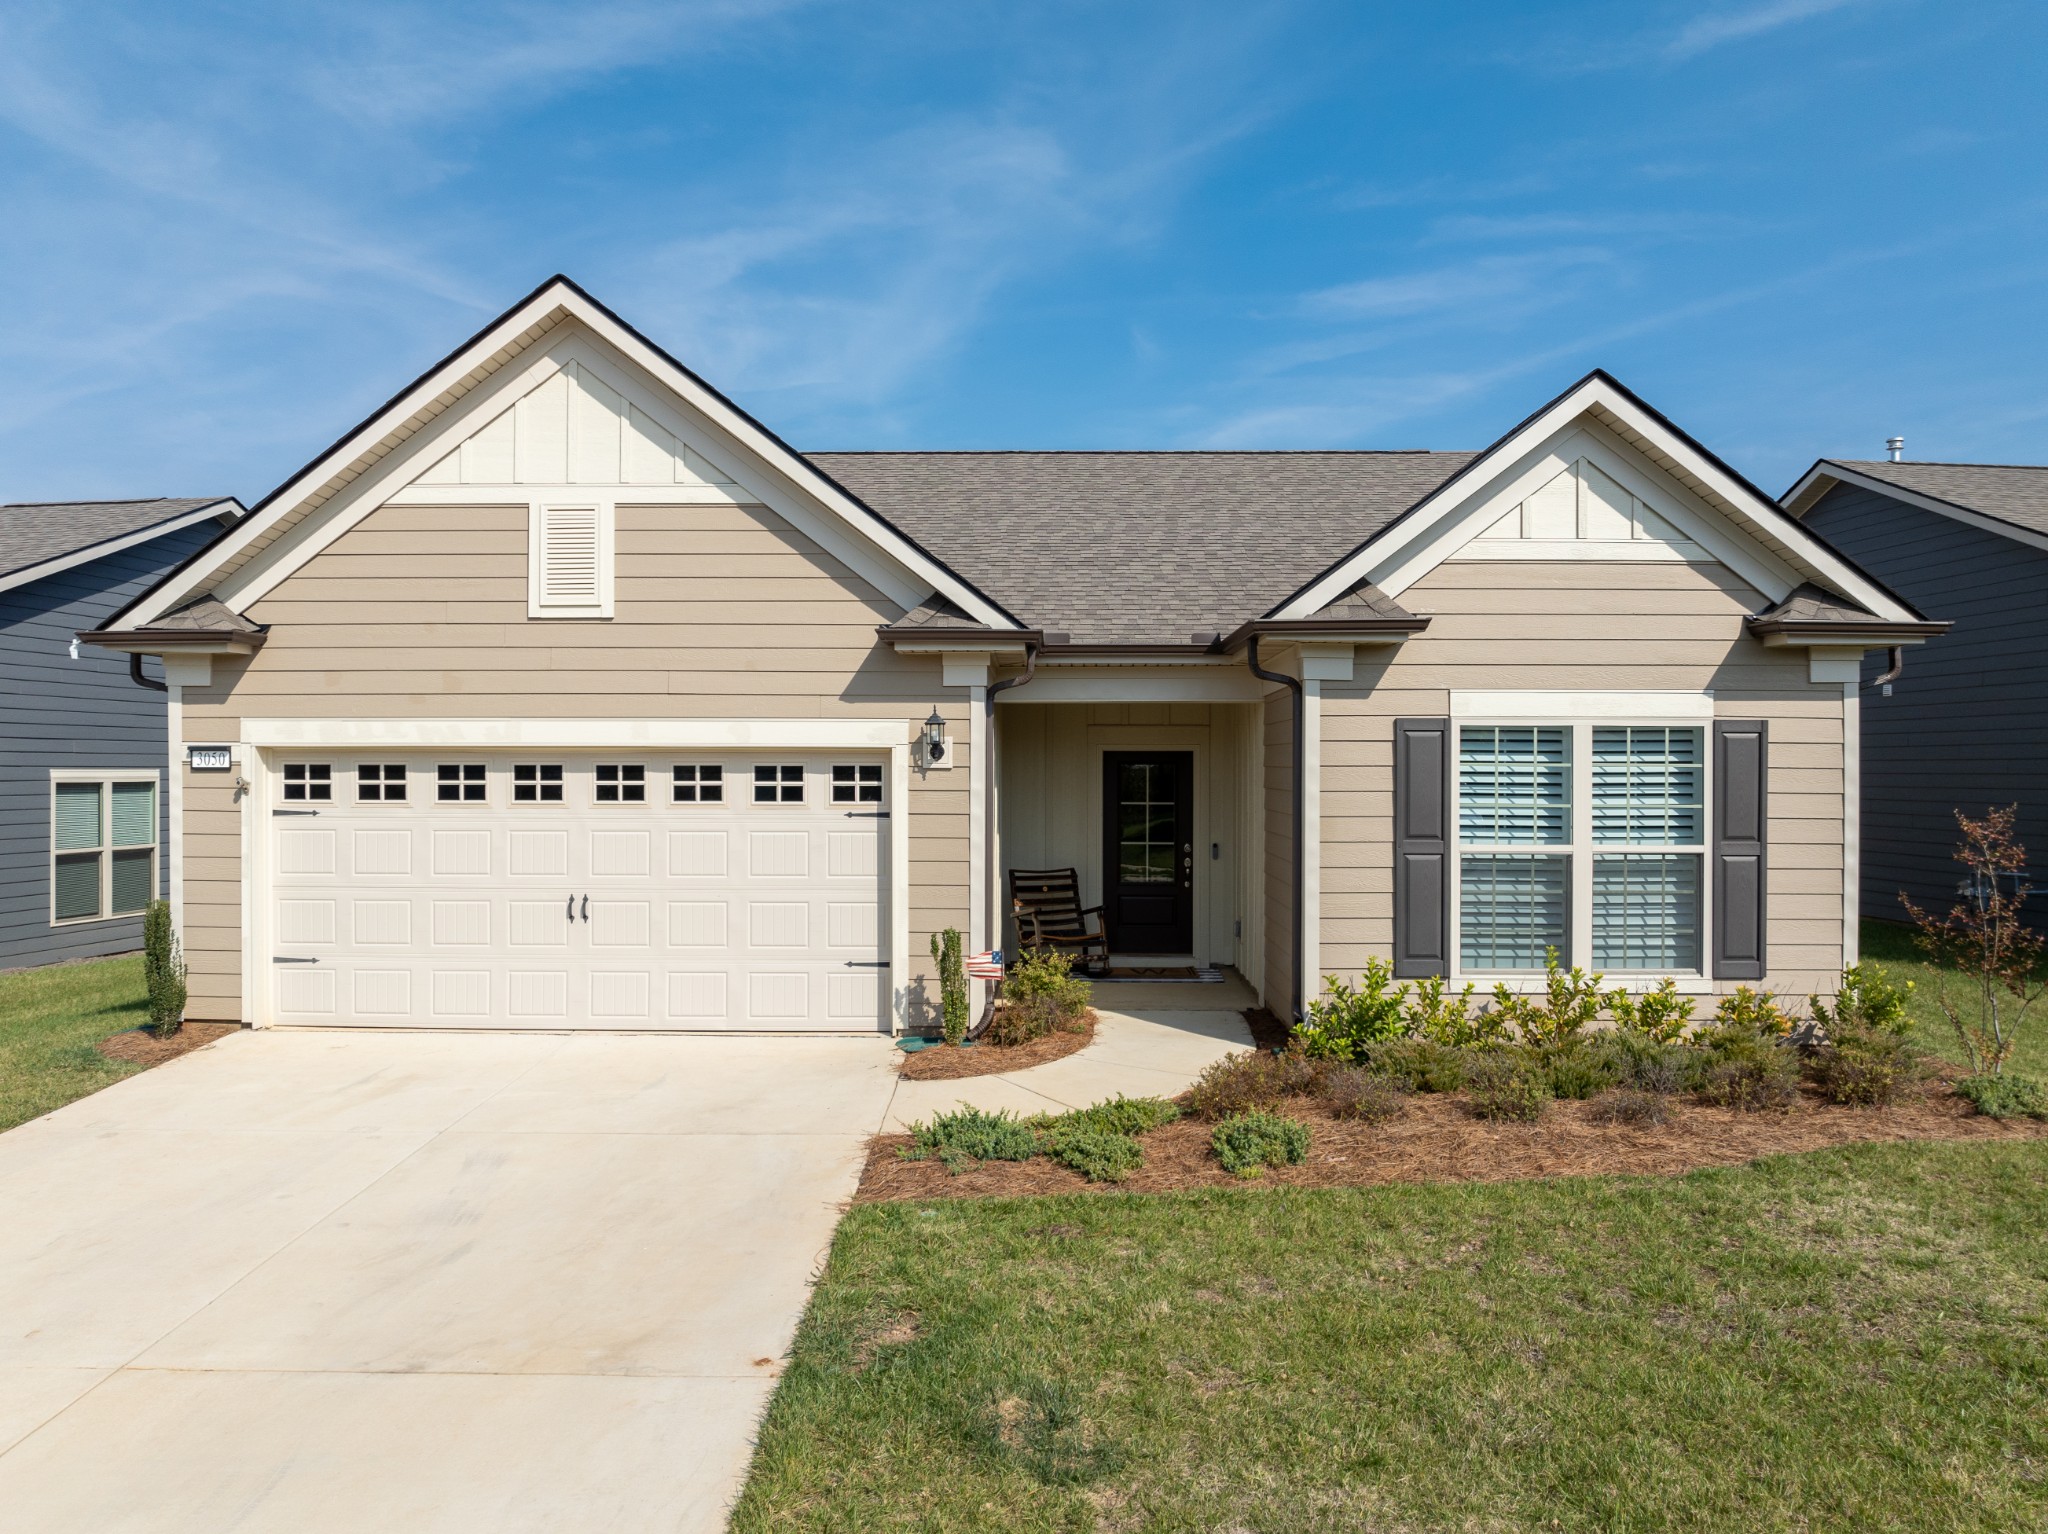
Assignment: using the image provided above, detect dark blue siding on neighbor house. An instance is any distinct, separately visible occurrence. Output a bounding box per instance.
[0,525,222,967]
[1801,481,2048,925]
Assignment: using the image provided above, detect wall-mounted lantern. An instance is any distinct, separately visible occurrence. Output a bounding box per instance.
[921,708,949,768]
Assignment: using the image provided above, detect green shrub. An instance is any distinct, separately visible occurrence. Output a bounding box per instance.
[986,992,1065,1047]
[143,900,187,1040]
[1407,975,1496,1046]
[1057,1095,1180,1137]
[1007,946,1092,1018]
[1487,949,1606,1046]
[900,1106,1039,1173]
[1807,1031,1922,1107]
[1363,1037,1471,1093]
[1713,985,1796,1037]
[1041,1124,1144,1182]
[1604,978,1696,1043]
[930,928,970,1046]
[1187,1051,1316,1120]
[1535,1042,1618,1101]
[1809,962,1914,1039]
[1318,1067,1406,1124]
[1590,1087,1672,1127]
[1211,1110,1312,1177]
[1593,1032,1692,1094]
[1466,1055,1551,1122]
[1954,1073,2048,1120]
[1693,1025,1800,1110]
[1295,959,1411,1061]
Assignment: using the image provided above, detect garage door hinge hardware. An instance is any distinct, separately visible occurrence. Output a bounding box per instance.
[272,956,319,964]
[843,810,889,818]
[843,960,888,968]
[272,809,320,817]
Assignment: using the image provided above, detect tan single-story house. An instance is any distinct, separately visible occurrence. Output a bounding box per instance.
[88,277,1945,1033]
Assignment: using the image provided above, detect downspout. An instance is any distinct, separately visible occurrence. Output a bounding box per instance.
[1247,633,1305,1021]
[1870,646,1904,694]
[129,652,167,692]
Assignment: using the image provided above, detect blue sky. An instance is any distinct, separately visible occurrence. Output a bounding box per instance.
[1,0,2042,504]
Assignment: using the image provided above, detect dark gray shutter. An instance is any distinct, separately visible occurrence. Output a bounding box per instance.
[1712,719,1768,980]
[1393,717,1452,977]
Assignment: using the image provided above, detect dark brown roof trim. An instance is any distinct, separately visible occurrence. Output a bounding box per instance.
[1743,616,1948,641]
[82,627,268,653]
[1215,615,1430,653]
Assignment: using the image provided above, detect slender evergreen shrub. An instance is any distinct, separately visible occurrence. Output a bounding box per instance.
[143,899,186,1040]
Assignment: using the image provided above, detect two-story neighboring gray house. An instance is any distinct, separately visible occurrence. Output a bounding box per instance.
[1784,459,2048,922]
[1,498,244,967]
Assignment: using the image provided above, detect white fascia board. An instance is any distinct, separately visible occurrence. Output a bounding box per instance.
[998,670,1268,704]
[0,499,241,599]
[240,717,914,749]
[1281,377,1919,623]
[1451,689,1715,721]
[1783,462,2048,558]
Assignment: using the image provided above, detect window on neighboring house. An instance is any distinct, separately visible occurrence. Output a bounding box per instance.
[672,765,723,803]
[513,764,565,803]
[831,764,883,804]
[528,504,613,618]
[753,764,804,803]
[357,764,407,802]
[52,777,157,924]
[282,763,331,801]
[595,764,646,803]
[437,764,487,802]
[1455,723,1705,975]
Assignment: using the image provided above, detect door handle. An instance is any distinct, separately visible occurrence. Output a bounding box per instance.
[566,894,575,922]
[580,895,589,922]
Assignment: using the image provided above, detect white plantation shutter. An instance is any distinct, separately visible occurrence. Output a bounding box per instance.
[530,504,612,616]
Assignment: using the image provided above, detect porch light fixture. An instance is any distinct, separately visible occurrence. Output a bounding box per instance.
[922,709,947,764]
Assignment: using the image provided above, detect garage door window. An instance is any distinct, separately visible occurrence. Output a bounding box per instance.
[52,776,157,923]
[357,764,407,802]
[832,764,883,804]
[514,764,565,803]
[283,763,331,801]
[754,765,804,803]
[673,765,723,803]
[437,764,487,802]
[595,764,646,803]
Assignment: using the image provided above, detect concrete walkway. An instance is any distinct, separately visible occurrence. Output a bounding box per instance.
[884,981,1257,1130]
[0,1027,899,1534]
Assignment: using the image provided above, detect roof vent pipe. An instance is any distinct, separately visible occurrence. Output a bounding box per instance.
[1887,436,1905,462]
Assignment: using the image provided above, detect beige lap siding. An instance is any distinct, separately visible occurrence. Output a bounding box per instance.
[176,498,971,1024]
[1317,560,1848,1001]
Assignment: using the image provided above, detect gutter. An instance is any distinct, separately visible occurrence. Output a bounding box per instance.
[1216,616,1429,652]
[1245,633,1305,1023]
[80,627,268,655]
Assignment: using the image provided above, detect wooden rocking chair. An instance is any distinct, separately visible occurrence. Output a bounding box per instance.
[1008,867,1110,976]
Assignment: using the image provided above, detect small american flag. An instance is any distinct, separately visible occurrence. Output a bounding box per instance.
[965,948,1005,980]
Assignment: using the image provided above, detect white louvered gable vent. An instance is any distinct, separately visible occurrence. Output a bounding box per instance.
[529,503,613,618]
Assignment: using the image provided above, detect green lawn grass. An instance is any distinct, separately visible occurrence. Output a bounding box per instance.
[1861,917,2048,1079]
[735,1141,2048,1532]
[0,954,150,1132]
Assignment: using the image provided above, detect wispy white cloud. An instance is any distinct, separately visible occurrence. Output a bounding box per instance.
[1665,0,1869,60]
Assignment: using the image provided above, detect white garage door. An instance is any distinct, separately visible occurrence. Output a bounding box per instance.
[266,753,888,1030]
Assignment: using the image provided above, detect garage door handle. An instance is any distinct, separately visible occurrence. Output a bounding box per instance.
[580,895,589,921]
[844,811,889,818]
[566,894,575,921]
[272,956,319,964]
[843,960,888,968]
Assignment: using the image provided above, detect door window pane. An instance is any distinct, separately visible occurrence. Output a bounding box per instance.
[357,764,407,802]
[1593,854,1702,970]
[754,765,804,803]
[1117,762,1175,884]
[1459,854,1568,970]
[673,765,723,803]
[54,852,101,921]
[437,764,487,802]
[513,764,564,803]
[283,763,332,801]
[110,847,154,915]
[1459,727,1571,844]
[831,764,883,803]
[111,781,156,846]
[1592,727,1703,844]
[595,764,646,803]
[54,782,102,851]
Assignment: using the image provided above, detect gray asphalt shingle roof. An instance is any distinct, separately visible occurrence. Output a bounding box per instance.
[1824,460,2048,537]
[0,497,232,582]
[807,450,1477,644]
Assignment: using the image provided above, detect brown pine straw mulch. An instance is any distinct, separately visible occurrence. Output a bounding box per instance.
[98,1022,241,1068]
[896,1011,1098,1080]
[855,1072,2048,1203]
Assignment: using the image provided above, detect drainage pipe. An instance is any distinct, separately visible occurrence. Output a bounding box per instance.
[128,653,167,692]
[1246,633,1305,1021]
[1870,646,1905,693]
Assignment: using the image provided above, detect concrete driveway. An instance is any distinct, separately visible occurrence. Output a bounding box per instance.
[0,1027,899,1533]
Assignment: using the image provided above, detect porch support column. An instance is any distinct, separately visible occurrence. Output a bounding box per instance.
[1842,679,1859,967]
[1300,678,1322,1008]
[967,681,987,1017]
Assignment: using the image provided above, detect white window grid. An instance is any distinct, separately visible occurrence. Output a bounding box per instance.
[594,764,647,804]
[831,763,884,804]
[356,763,408,802]
[1450,719,1710,980]
[436,763,488,803]
[513,763,566,803]
[282,763,332,802]
[50,771,159,926]
[754,764,804,804]
[673,764,723,803]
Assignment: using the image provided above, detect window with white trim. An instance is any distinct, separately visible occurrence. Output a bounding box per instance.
[672,765,722,803]
[528,503,614,618]
[513,764,565,803]
[357,763,407,802]
[754,764,804,803]
[594,764,646,803]
[437,764,487,802]
[282,763,331,801]
[831,764,883,803]
[1454,722,1705,975]
[52,775,158,924]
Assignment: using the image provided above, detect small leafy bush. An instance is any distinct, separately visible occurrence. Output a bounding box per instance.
[1594,1032,1693,1094]
[1007,946,1093,1020]
[1605,978,1696,1043]
[1955,1073,2048,1120]
[986,990,1085,1047]
[1318,1067,1406,1124]
[1809,962,1914,1040]
[1040,1124,1144,1182]
[1590,1087,1672,1127]
[900,1106,1039,1173]
[1187,1050,1315,1120]
[1407,975,1496,1047]
[1487,949,1606,1046]
[1693,1024,1800,1110]
[1295,959,1411,1061]
[1057,1095,1180,1136]
[1807,1031,1921,1107]
[1535,1042,1618,1101]
[1363,1037,1471,1093]
[1466,1055,1551,1122]
[1211,1110,1312,1177]
[1713,985,1796,1037]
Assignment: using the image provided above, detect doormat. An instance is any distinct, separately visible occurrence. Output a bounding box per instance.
[1097,966,1224,983]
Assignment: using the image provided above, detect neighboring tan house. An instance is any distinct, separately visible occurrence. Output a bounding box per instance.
[1784,458,2048,923]
[87,277,1943,1032]
[1,496,244,967]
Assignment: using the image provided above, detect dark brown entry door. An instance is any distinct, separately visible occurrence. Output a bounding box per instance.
[1102,752,1194,954]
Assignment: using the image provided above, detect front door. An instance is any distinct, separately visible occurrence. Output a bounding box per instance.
[1102,752,1194,955]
